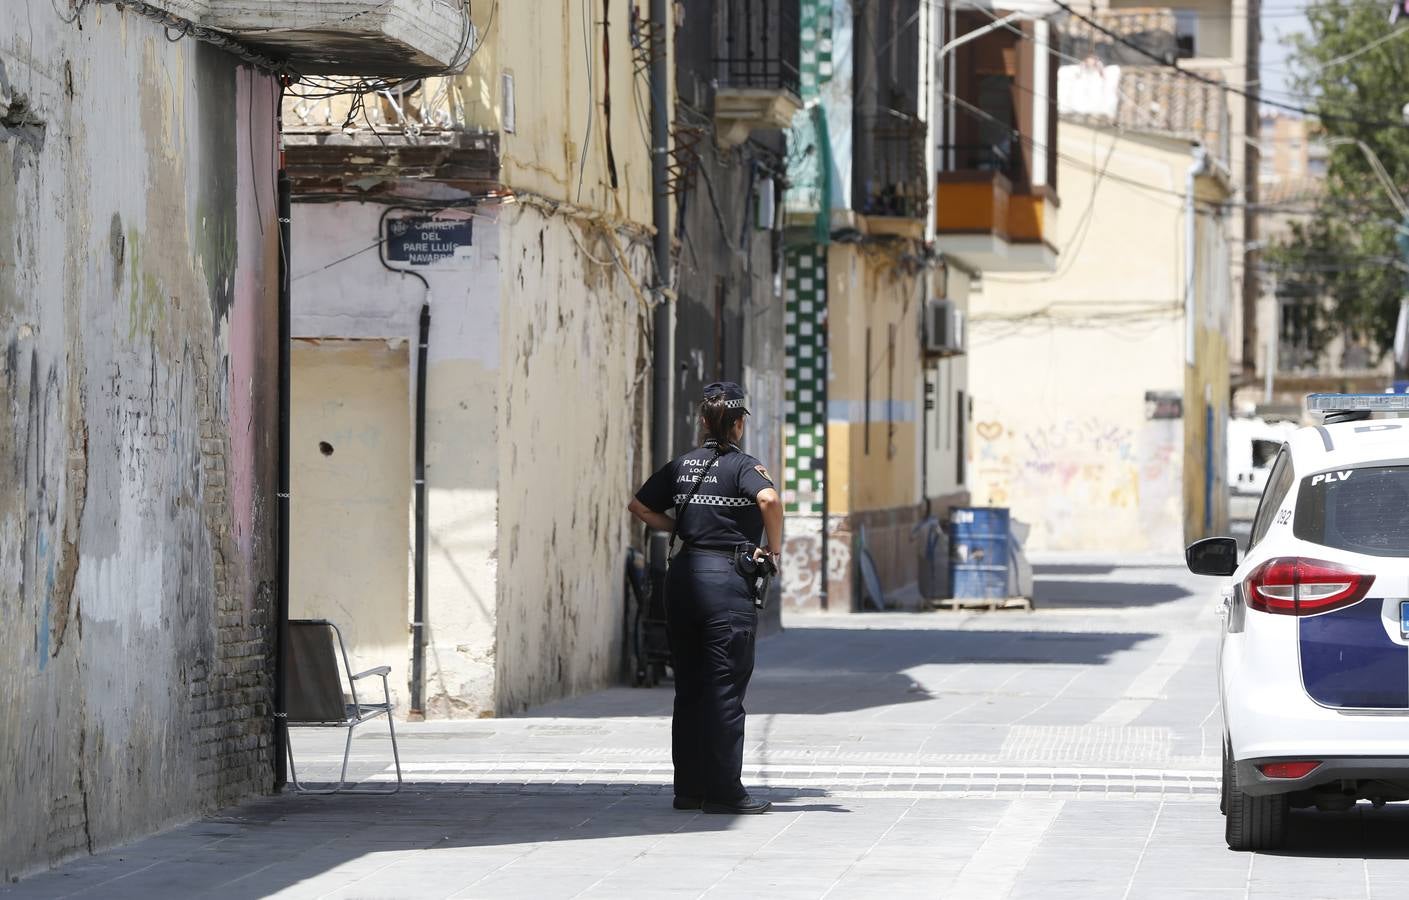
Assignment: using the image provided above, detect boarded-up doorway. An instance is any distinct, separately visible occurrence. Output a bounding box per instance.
[290,339,411,713]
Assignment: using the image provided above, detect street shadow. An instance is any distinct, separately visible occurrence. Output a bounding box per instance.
[534,625,1157,718]
[1263,805,1409,859]
[0,787,853,899]
[1032,563,1119,576]
[1033,579,1193,610]
[1031,563,1184,576]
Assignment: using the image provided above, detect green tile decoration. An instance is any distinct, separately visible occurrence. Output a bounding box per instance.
[784,246,827,516]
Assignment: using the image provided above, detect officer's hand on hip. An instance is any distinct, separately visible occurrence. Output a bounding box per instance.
[753,546,780,573]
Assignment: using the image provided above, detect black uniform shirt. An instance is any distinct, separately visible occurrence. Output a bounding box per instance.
[636,440,774,550]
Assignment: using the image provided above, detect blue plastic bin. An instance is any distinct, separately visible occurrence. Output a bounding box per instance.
[949,507,1010,599]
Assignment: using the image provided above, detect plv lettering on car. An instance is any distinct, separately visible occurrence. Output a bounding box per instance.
[1309,470,1353,486]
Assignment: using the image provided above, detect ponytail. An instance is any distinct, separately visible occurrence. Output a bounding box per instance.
[700,395,745,445]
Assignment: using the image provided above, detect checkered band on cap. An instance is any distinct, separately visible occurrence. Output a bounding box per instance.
[703,380,749,414]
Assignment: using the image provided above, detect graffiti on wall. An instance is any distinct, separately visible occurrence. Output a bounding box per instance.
[781,515,851,611]
[972,413,1181,551]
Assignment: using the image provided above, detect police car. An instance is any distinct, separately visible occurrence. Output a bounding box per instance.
[1187,394,1409,850]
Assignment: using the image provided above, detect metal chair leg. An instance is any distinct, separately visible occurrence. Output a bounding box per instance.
[340,675,401,794]
[338,722,357,789]
[384,678,403,792]
[286,730,303,792]
[285,726,347,795]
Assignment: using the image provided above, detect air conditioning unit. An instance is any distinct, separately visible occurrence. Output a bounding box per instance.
[923,299,965,357]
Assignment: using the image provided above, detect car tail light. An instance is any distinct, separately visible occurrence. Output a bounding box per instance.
[1244,557,1375,616]
[1258,761,1322,779]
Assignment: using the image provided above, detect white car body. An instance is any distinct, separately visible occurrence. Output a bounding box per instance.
[1218,416,1409,807]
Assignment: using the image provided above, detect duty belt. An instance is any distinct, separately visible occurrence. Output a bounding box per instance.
[678,544,736,559]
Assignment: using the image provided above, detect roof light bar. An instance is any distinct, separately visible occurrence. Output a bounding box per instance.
[1307,393,1409,413]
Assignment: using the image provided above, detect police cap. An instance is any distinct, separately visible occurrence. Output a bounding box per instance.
[703,381,750,415]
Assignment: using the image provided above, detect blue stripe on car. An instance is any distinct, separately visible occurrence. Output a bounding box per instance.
[1300,599,1409,709]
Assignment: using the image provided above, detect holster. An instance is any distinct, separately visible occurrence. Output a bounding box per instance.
[733,543,777,610]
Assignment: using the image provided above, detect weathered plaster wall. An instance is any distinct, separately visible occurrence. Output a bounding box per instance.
[495,204,650,714]
[290,200,501,717]
[781,240,925,610]
[966,328,1185,553]
[1184,208,1233,542]
[459,0,662,228]
[825,242,923,517]
[289,340,412,711]
[967,121,1229,553]
[1,2,278,880]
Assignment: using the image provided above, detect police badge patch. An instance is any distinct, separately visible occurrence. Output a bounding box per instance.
[755,465,772,483]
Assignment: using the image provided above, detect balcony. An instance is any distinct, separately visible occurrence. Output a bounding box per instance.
[282,78,500,194]
[935,144,1058,273]
[854,114,929,237]
[1057,62,1230,169]
[712,0,802,147]
[142,0,471,75]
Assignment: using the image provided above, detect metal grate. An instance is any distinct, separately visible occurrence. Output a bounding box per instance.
[856,113,930,219]
[714,0,801,96]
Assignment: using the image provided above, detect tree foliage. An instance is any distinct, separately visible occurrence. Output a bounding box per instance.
[1266,0,1409,359]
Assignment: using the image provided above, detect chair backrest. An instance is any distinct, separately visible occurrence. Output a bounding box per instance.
[286,620,349,724]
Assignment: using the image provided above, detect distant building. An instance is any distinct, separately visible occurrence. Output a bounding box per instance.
[964,3,1247,552]
[1240,114,1388,411]
[1260,112,1327,185]
[780,0,1063,610]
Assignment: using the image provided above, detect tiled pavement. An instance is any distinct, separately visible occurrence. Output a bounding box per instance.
[10,555,1409,899]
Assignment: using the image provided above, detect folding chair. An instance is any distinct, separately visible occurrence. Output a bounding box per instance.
[284,618,403,794]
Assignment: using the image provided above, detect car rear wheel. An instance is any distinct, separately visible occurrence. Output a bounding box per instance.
[1225,760,1289,851]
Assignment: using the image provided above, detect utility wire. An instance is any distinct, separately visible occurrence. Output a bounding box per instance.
[1254,24,1409,81]
[1054,0,1405,128]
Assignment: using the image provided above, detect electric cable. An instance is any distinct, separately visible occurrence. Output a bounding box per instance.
[1053,0,1405,128]
[575,0,596,203]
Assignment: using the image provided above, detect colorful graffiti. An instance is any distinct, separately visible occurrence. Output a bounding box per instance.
[971,414,1181,551]
[781,515,851,611]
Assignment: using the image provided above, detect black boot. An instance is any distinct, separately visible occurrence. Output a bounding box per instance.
[702,794,771,814]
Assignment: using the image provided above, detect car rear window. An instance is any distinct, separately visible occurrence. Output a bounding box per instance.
[1295,465,1409,557]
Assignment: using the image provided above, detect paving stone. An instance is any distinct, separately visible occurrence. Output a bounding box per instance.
[10,558,1409,898]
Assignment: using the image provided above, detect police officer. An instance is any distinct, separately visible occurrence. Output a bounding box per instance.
[627,382,783,814]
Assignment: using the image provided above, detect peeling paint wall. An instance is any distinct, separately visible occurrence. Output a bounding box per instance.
[292,199,650,717]
[1,1,278,881]
[495,205,650,714]
[459,0,662,228]
[290,200,500,718]
[289,340,412,711]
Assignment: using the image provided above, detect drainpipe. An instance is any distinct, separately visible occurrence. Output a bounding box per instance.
[1185,146,1209,368]
[376,207,432,718]
[649,0,673,469]
[274,168,291,786]
[409,303,430,719]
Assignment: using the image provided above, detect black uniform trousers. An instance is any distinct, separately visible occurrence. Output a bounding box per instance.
[665,550,758,802]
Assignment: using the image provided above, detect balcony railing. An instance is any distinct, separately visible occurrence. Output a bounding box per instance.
[855,114,929,220]
[285,77,468,135]
[1060,65,1230,169]
[1059,9,1189,64]
[937,143,1016,179]
[715,0,801,95]
[281,77,500,193]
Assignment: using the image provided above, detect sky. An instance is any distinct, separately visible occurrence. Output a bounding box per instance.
[1259,3,1312,106]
